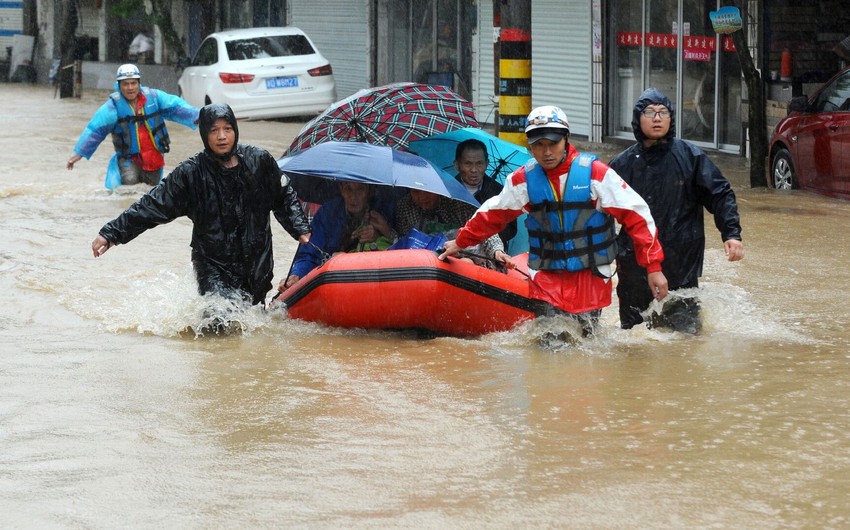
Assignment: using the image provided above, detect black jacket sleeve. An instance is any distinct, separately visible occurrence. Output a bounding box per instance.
[98,161,193,245]
[687,142,742,242]
[273,184,311,239]
[263,149,310,239]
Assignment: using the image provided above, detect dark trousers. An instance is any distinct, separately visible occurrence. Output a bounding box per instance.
[193,258,264,306]
[540,306,602,338]
[617,256,701,334]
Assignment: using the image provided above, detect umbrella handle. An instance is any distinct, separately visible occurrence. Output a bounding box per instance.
[493,159,508,182]
[284,242,300,281]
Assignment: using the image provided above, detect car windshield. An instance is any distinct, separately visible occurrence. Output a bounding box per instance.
[225,35,315,61]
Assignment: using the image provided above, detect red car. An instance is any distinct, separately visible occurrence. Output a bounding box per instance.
[768,66,850,200]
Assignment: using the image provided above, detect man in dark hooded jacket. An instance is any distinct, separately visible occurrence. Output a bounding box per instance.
[609,88,743,334]
[91,103,311,306]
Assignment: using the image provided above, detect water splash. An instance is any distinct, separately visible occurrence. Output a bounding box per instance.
[65,268,276,339]
[478,278,813,355]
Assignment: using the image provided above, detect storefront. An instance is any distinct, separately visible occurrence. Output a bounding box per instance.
[376,0,477,102]
[608,0,744,153]
[285,0,477,103]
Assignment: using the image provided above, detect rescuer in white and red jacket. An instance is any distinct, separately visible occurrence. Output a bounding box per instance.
[439,106,669,335]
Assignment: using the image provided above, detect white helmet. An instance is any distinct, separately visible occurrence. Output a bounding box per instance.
[524,105,570,143]
[116,63,141,81]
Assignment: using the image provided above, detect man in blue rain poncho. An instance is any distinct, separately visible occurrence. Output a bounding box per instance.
[609,88,744,334]
[90,103,312,306]
[66,64,199,189]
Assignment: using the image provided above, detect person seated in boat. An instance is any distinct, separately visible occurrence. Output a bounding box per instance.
[281,181,395,290]
[454,139,517,249]
[393,188,508,267]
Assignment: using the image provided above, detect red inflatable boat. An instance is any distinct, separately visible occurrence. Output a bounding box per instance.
[278,249,551,337]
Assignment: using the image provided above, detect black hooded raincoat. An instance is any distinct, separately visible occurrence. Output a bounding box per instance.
[99,104,310,305]
[608,88,742,328]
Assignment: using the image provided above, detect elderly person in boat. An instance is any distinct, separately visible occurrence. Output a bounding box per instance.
[394,188,508,267]
[282,181,395,290]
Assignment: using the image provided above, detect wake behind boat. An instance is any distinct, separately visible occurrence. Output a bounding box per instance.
[278,248,552,337]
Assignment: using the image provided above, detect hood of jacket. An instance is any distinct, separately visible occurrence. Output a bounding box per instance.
[199,103,239,161]
[631,88,676,143]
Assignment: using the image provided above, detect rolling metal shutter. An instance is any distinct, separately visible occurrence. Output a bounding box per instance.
[474,1,497,128]
[77,0,99,38]
[531,0,592,138]
[288,0,370,99]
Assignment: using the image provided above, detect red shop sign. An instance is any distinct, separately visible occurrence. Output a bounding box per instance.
[617,32,735,53]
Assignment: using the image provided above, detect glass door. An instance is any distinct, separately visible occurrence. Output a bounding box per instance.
[609,0,743,152]
[383,0,474,100]
[679,0,717,143]
[645,0,679,111]
[680,0,742,149]
[611,0,646,136]
[714,7,743,150]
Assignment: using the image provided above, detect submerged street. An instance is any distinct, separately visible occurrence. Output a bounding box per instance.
[1,83,849,528]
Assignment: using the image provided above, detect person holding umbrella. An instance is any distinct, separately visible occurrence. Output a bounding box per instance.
[282,181,395,290]
[439,106,668,338]
[453,139,517,248]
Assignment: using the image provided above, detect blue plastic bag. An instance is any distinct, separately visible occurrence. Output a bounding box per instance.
[388,228,448,251]
[104,154,122,190]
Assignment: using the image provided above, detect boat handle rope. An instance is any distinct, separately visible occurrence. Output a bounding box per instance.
[439,248,531,279]
[270,240,333,307]
[307,240,332,263]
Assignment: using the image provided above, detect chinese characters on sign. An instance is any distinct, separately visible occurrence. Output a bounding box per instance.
[616,32,736,62]
[709,7,743,35]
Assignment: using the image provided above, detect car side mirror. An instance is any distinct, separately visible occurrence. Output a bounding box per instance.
[176,56,191,70]
[787,95,808,114]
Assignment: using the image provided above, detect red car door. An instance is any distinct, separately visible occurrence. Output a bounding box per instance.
[791,113,833,191]
[806,71,850,194]
[833,108,850,195]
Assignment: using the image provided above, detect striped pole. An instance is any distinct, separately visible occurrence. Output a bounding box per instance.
[498,28,531,146]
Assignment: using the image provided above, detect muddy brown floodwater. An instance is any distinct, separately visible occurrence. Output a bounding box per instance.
[1,83,849,529]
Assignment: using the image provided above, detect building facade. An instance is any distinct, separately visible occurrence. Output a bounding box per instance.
[30,1,850,159]
[1,0,23,79]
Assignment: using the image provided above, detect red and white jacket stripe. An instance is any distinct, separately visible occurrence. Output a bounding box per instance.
[454,144,664,314]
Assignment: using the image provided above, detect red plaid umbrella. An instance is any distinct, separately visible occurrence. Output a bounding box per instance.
[284,82,479,156]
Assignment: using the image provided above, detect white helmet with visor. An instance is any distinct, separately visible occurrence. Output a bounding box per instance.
[116,63,141,81]
[525,105,570,144]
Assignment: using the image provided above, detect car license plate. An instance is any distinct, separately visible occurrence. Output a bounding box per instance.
[266,76,298,89]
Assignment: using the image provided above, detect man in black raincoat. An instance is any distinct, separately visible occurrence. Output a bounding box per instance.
[91,103,311,306]
[609,88,743,334]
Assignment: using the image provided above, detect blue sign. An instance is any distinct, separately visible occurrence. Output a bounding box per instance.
[710,7,743,35]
